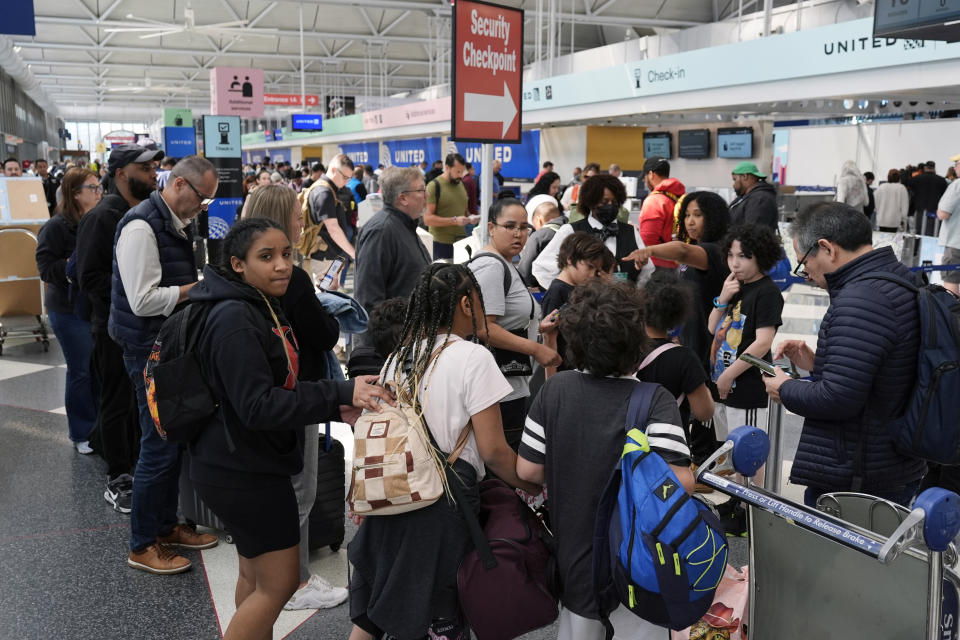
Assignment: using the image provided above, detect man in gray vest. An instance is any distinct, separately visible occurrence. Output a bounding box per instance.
[110,155,220,574]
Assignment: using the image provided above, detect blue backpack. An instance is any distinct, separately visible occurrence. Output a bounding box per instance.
[593,383,728,632]
[864,272,960,465]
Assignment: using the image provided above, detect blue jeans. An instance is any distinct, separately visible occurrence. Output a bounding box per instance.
[123,352,182,551]
[48,311,97,442]
[803,481,921,509]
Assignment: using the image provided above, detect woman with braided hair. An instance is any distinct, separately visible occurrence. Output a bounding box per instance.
[348,262,541,640]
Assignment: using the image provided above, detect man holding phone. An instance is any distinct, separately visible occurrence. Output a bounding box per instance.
[763,202,925,508]
[304,154,355,289]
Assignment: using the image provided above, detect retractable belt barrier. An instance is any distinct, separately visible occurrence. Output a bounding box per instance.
[697,426,960,640]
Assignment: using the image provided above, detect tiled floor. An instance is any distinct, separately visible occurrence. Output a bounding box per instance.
[0,279,827,639]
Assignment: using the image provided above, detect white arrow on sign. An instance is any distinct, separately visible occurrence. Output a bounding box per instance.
[464,81,517,138]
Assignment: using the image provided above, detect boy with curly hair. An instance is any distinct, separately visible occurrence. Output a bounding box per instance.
[517,280,692,638]
[708,224,784,534]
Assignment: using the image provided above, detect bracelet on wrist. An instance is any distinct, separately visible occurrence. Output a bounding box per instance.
[713,296,728,309]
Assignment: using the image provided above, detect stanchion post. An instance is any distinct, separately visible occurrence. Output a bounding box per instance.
[479,143,493,247]
[928,550,944,640]
[764,397,784,494]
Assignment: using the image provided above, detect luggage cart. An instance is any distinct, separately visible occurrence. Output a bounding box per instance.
[0,228,50,356]
[697,427,960,640]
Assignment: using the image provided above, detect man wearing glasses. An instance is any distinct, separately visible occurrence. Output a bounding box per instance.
[354,166,431,325]
[300,153,356,288]
[111,155,220,575]
[763,201,924,508]
[76,144,163,519]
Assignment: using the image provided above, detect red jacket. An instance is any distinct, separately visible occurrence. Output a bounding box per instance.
[639,177,685,269]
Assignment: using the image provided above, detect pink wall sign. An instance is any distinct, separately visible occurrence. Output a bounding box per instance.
[210,67,265,118]
[362,97,451,131]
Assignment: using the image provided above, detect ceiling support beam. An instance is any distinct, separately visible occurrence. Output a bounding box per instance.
[13,41,433,67]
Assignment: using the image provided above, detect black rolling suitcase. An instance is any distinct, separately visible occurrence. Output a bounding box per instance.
[309,423,346,551]
[178,451,232,543]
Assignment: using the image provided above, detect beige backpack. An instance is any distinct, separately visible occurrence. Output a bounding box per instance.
[349,349,471,516]
[295,179,331,257]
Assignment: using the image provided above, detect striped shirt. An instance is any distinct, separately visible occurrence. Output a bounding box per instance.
[517,370,690,617]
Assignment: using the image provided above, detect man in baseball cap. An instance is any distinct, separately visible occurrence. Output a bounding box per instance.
[74,143,162,522]
[107,144,164,177]
[729,161,778,231]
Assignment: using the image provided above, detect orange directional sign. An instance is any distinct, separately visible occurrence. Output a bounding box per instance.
[451,0,523,143]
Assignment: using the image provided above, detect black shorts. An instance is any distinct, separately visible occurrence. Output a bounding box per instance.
[194,476,299,558]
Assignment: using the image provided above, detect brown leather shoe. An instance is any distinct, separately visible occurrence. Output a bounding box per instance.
[128,543,191,575]
[157,523,219,550]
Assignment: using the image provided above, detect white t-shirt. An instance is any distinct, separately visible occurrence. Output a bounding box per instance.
[381,335,513,478]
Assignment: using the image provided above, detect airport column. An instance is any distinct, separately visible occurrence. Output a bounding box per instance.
[201,115,243,267]
[207,66,265,265]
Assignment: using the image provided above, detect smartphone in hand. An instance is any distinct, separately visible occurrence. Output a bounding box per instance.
[739,353,797,378]
[319,257,345,290]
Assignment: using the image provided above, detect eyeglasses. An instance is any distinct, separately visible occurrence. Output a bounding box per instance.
[492,222,533,233]
[401,188,426,195]
[793,241,819,279]
[79,184,103,193]
[182,178,216,209]
[338,169,353,181]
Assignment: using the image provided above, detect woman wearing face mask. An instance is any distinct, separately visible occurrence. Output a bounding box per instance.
[532,174,652,289]
[468,198,561,451]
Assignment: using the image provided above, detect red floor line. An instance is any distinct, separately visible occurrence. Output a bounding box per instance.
[199,551,226,639]
[0,522,128,544]
[281,609,320,640]
[198,549,318,640]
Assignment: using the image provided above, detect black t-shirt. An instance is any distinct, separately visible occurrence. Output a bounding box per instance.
[308,177,349,260]
[710,276,783,409]
[637,338,708,428]
[541,279,575,371]
[678,242,729,372]
[519,372,689,618]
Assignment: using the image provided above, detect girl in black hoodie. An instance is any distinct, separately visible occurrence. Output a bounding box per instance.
[187,218,392,640]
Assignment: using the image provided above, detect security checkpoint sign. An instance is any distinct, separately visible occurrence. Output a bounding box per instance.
[452,0,523,144]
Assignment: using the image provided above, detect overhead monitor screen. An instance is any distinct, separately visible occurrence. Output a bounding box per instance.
[678,129,710,159]
[717,127,753,159]
[291,113,323,131]
[643,132,672,159]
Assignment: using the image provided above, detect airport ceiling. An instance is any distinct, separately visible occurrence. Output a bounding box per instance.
[18,0,785,121]
[21,0,954,125]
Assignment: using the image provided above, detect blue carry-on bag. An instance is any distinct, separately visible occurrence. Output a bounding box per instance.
[593,382,728,633]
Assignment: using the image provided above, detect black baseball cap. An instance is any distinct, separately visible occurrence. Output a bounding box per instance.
[643,156,669,174]
[107,144,164,176]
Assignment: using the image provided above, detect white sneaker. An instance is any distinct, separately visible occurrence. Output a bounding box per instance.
[283,574,348,610]
[75,441,93,454]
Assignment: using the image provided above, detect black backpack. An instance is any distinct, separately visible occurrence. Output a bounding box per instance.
[144,302,219,443]
[864,272,960,465]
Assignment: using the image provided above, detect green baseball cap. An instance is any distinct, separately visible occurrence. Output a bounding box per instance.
[731,161,766,178]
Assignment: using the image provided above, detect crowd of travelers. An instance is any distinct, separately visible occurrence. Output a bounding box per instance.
[24,142,960,638]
